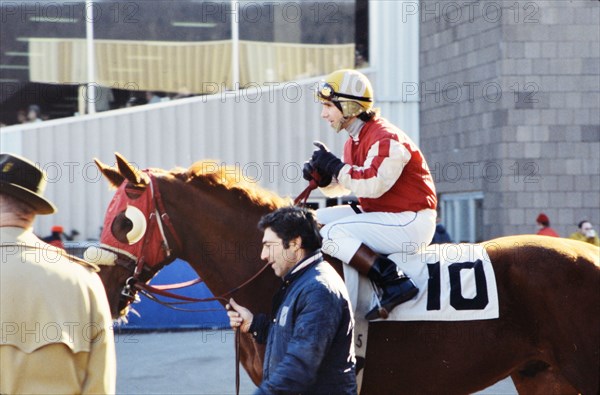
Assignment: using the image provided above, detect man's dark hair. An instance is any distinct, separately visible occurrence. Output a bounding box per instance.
[258,206,322,251]
[578,220,591,229]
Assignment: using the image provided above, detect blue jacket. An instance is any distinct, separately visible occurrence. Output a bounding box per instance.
[250,251,357,394]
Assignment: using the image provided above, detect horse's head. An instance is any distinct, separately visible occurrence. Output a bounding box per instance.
[85,153,180,318]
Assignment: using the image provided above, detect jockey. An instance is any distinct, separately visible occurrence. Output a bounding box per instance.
[303,69,438,320]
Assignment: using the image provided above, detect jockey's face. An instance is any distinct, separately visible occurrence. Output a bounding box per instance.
[261,228,301,278]
[321,102,347,132]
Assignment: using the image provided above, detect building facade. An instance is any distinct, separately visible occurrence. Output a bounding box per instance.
[419,0,599,241]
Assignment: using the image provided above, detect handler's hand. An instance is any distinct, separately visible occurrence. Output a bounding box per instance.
[226,298,253,333]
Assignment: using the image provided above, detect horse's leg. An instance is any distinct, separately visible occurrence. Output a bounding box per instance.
[510,361,579,395]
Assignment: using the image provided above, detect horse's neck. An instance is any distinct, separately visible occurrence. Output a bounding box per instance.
[166,185,277,312]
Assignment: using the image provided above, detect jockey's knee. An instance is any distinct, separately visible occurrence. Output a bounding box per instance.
[322,239,341,258]
[322,237,361,264]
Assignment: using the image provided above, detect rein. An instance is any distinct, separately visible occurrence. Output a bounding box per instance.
[128,261,270,308]
[293,170,322,206]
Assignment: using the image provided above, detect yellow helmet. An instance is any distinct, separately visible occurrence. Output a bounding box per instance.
[317,69,374,118]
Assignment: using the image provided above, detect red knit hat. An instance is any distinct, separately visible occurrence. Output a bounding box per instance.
[536,213,549,224]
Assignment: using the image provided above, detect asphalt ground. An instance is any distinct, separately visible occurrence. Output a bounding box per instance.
[115,330,518,395]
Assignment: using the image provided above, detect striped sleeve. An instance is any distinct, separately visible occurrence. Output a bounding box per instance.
[336,138,411,198]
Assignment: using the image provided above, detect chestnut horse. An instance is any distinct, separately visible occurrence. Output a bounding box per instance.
[91,154,599,395]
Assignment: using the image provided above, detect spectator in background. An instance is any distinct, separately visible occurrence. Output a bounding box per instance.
[43,225,65,249]
[125,96,148,107]
[568,220,600,246]
[172,86,193,100]
[146,91,169,104]
[26,105,43,123]
[535,213,559,237]
[17,109,27,124]
[431,217,453,244]
[93,86,115,112]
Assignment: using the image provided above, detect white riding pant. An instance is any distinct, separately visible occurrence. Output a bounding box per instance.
[316,206,437,264]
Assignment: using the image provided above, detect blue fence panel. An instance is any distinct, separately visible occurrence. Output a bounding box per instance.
[119,259,228,330]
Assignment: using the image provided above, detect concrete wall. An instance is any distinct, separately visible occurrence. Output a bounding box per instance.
[419,0,599,238]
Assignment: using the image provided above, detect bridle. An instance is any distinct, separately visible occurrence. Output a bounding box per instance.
[114,172,185,306]
[111,171,269,311]
[103,170,269,395]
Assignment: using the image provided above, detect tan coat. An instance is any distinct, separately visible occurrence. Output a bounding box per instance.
[0,227,116,394]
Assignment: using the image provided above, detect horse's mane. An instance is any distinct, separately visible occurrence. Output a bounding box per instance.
[172,161,290,211]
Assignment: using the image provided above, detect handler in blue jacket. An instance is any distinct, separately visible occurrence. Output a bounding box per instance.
[227,206,357,394]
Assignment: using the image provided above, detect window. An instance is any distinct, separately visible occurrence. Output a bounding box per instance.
[440,192,484,243]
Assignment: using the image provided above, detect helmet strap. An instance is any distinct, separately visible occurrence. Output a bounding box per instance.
[332,100,344,114]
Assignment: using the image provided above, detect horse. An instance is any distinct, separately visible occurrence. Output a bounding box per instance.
[90,154,599,395]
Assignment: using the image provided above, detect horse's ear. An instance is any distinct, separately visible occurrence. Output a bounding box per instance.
[115,153,149,186]
[94,157,125,187]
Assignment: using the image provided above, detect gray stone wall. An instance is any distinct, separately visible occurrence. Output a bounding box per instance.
[419,0,599,239]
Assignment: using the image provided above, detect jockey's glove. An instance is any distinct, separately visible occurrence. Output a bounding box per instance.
[303,160,333,188]
[311,141,345,179]
[302,161,314,181]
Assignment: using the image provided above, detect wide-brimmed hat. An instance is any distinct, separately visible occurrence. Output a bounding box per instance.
[0,153,56,214]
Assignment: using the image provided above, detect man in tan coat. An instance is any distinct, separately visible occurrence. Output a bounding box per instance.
[0,153,116,394]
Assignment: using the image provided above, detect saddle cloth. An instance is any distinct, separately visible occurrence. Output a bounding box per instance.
[345,243,499,393]
[344,242,499,322]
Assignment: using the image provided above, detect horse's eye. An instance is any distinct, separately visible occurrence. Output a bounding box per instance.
[111,206,147,245]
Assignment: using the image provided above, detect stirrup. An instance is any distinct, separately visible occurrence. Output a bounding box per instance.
[365,279,418,320]
[365,304,390,320]
[365,286,390,320]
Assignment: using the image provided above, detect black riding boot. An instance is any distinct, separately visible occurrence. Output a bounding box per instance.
[349,244,418,320]
[365,256,418,320]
